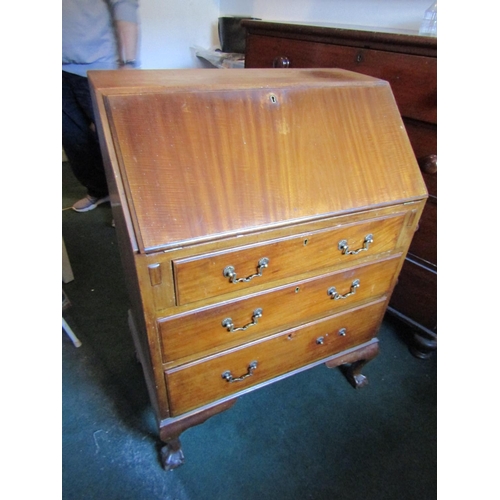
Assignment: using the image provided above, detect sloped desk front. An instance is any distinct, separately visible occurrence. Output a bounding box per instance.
[89,68,427,470]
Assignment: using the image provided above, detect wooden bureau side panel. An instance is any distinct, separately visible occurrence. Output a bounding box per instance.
[407,199,436,266]
[244,35,436,124]
[173,212,407,305]
[403,119,437,198]
[165,299,387,416]
[89,87,171,419]
[403,119,437,159]
[389,258,437,332]
[159,256,400,363]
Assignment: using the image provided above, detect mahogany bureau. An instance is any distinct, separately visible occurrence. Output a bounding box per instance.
[242,20,437,357]
[88,68,427,470]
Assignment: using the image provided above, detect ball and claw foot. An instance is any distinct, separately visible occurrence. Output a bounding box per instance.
[161,440,185,471]
[340,363,370,388]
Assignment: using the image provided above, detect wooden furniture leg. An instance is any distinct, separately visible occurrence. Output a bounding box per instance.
[325,340,379,388]
[160,437,184,471]
[159,399,237,471]
[408,330,437,359]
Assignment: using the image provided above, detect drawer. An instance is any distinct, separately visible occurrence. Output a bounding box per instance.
[389,257,437,332]
[408,198,436,266]
[173,212,407,305]
[159,255,400,363]
[245,35,436,124]
[165,298,386,416]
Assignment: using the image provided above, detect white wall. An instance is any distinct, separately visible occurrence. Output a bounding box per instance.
[139,0,221,69]
[219,0,432,31]
[139,0,433,69]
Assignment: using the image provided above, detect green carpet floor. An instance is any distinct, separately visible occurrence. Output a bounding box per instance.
[62,162,437,500]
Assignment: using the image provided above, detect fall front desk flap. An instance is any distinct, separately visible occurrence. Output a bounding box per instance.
[89,69,427,253]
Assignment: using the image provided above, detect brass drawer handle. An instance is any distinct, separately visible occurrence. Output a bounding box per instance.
[222,308,263,333]
[273,56,290,68]
[328,279,360,300]
[222,361,258,383]
[223,258,269,284]
[338,234,373,255]
[317,328,347,345]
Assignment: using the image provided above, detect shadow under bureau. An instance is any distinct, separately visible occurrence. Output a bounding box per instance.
[88,68,427,470]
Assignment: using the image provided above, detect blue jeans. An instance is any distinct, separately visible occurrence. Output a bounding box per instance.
[62,71,108,198]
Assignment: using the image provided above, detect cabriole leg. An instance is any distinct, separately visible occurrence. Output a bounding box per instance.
[158,399,237,471]
[325,341,379,389]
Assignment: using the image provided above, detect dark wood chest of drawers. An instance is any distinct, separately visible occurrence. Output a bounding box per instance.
[243,21,437,357]
[89,68,427,469]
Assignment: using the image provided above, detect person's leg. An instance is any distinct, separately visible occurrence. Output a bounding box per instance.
[62,71,109,208]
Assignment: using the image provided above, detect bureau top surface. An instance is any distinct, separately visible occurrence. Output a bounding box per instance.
[89,69,427,253]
